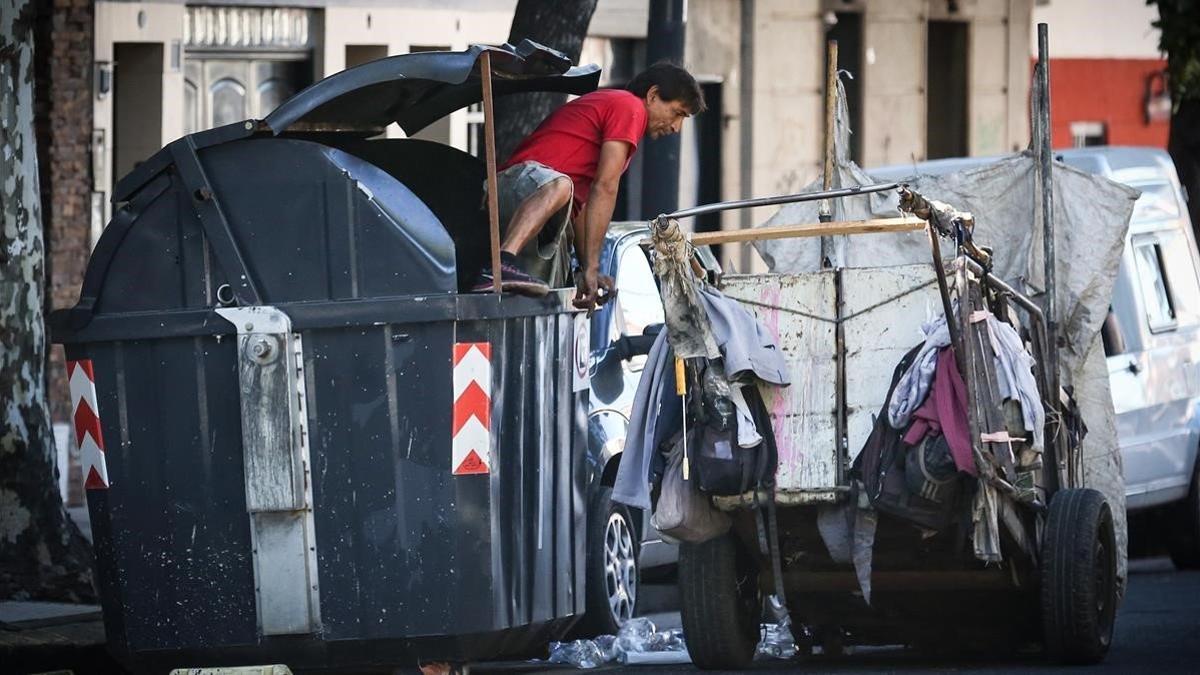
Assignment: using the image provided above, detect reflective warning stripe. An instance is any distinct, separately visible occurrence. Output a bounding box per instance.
[68,359,110,490]
[452,342,491,475]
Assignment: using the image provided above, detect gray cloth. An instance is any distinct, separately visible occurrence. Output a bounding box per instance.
[887,308,1045,453]
[983,313,1045,452]
[612,329,675,510]
[697,286,791,386]
[816,493,878,604]
[887,312,952,429]
[487,160,573,287]
[651,433,732,543]
[613,285,791,510]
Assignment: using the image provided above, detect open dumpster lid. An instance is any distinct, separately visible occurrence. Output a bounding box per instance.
[264,40,601,135]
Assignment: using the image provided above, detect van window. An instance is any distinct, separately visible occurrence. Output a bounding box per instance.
[1130,181,1182,223]
[1101,307,1127,356]
[1159,231,1200,328]
[1133,240,1177,332]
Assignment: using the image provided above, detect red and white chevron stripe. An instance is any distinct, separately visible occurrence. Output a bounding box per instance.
[67,359,109,490]
[452,342,491,476]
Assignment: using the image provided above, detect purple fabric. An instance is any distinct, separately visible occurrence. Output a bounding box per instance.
[901,347,975,476]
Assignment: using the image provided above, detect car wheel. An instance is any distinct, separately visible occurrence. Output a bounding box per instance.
[1166,460,1200,569]
[578,485,639,636]
[1040,488,1117,665]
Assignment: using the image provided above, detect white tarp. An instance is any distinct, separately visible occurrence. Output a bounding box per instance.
[752,153,1139,589]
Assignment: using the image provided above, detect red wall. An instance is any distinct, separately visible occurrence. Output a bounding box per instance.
[1037,58,1170,149]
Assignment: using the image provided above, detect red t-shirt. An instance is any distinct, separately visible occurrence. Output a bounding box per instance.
[502,88,647,216]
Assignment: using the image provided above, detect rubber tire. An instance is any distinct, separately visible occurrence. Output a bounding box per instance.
[679,533,761,670]
[576,486,639,637]
[1040,488,1117,665]
[1166,462,1200,569]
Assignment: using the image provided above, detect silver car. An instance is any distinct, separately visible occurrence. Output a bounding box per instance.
[1061,147,1200,568]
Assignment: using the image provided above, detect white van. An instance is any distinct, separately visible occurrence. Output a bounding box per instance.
[1062,147,1200,568]
[874,147,1200,568]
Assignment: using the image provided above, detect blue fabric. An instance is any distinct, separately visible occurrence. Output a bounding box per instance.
[697,286,791,386]
[612,286,790,510]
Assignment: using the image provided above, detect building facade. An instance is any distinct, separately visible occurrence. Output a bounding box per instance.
[1031,0,1168,150]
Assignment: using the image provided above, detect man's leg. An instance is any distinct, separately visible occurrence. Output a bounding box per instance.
[500,176,572,255]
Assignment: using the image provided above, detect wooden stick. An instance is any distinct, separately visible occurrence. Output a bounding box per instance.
[687,216,924,246]
[819,39,838,222]
[480,51,502,294]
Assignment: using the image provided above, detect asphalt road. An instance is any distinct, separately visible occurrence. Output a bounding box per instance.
[481,557,1200,674]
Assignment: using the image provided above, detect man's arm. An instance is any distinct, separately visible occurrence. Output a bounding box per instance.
[575,140,631,308]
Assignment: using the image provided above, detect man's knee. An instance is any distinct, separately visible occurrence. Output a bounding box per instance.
[540,176,572,210]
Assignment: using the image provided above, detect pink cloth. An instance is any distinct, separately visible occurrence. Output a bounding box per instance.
[901,347,975,475]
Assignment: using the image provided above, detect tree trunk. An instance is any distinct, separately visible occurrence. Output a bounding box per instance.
[0,0,95,603]
[493,0,599,162]
[1169,99,1200,242]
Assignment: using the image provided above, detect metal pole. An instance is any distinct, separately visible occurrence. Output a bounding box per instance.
[927,228,963,372]
[1036,23,1065,490]
[820,40,838,223]
[481,51,503,294]
[664,181,899,220]
[641,0,687,219]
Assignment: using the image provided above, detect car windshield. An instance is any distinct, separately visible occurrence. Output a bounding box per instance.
[1130,181,1181,224]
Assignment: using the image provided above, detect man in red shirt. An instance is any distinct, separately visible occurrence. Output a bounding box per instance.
[473,62,705,310]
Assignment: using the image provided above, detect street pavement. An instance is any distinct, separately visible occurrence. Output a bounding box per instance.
[481,556,1200,674]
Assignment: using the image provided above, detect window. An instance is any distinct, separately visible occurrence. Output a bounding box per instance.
[1130,181,1182,223]
[1070,121,1107,148]
[210,77,246,127]
[1133,240,1177,332]
[612,243,664,372]
[465,102,485,158]
[614,244,664,339]
[1101,307,1127,357]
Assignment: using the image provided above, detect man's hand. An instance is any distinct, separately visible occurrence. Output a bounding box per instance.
[573,269,617,314]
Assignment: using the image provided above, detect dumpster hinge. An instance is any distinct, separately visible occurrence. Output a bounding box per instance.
[216,306,322,636]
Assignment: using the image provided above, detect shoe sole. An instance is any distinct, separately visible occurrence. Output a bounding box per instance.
[470,280,551,297]
[501,279,551,297]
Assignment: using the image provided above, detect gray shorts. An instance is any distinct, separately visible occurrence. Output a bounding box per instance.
[487,161,574,287]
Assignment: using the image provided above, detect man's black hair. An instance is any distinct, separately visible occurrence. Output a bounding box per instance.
[626,62,706,114]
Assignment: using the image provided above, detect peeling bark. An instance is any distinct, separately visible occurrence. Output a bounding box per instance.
[0,0,94,602]
[493,0,599,162]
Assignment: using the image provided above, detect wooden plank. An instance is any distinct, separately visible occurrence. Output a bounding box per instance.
[688,216,924,246]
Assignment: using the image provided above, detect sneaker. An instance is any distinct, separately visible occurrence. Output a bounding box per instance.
[470,254,551,297]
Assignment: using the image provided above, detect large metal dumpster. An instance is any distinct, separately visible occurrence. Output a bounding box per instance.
[50,43,598,672]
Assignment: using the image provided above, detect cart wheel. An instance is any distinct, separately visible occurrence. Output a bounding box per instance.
[578,486,639,636]
[679,533,761,670]
[1040,488,1117,664]
[1166,461,1200,569]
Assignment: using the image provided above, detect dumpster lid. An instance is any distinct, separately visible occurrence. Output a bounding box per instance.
[264,40,601,135]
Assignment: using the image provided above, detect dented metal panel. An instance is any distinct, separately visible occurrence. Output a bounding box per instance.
[723,265,940,493]
[720,273,839,491]
[842,265,943,461]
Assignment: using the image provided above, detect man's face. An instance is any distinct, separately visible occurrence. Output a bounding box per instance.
[644,85,693,140]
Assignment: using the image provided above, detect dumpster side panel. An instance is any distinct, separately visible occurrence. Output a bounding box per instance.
[307,321,495,639]
[80,337,258,651]
[479,312,588,631]
[306,311,586,649]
